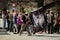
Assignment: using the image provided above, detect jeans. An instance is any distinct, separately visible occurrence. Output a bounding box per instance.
[29,25,33,32]
[3,19,6,29]
[17,25,21,33]
[48,23,53,34]
[10,21,13,32]
[7,20,10,31]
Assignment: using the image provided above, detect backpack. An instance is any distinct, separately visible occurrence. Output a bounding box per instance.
[22,15,26,23]
[17,16,22,25]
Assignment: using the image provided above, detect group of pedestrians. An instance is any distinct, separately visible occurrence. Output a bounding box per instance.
[44,10,60,34]
[2,8,60,36]
[2,9,33,35]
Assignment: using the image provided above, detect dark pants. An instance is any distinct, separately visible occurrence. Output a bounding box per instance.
[44,26,47,33]
[57,24,60,33]
[20,23,31,35]
[10,21,13,32]
[43,22,47,33]
[3,19,6,29]
[54,24,59,33]
[7,20,10,31]
[54,24,57,33]
[48,23,53,34]
[17,25,21,33]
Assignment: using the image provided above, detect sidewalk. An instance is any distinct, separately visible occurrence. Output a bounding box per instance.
[0,31,60,40]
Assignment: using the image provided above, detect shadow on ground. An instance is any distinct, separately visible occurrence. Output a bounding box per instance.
[0,32,10,35]
[34,34,60,38]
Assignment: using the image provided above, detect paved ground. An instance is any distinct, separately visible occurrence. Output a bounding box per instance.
[0,31,60,40]
[0,19,60,40]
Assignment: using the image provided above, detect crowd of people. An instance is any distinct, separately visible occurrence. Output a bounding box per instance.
[2,8,60,36]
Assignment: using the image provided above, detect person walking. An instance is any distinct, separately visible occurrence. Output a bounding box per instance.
[44,13,47,33]
[47,10,54,34]
[20,14,31,36]
[2,10,7,29]
[6,11,10,31]
[9,10,13,32]
[57,14,60,33]
[29,12,34,34]
[17,12,23,33]
[13,12,18,34]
